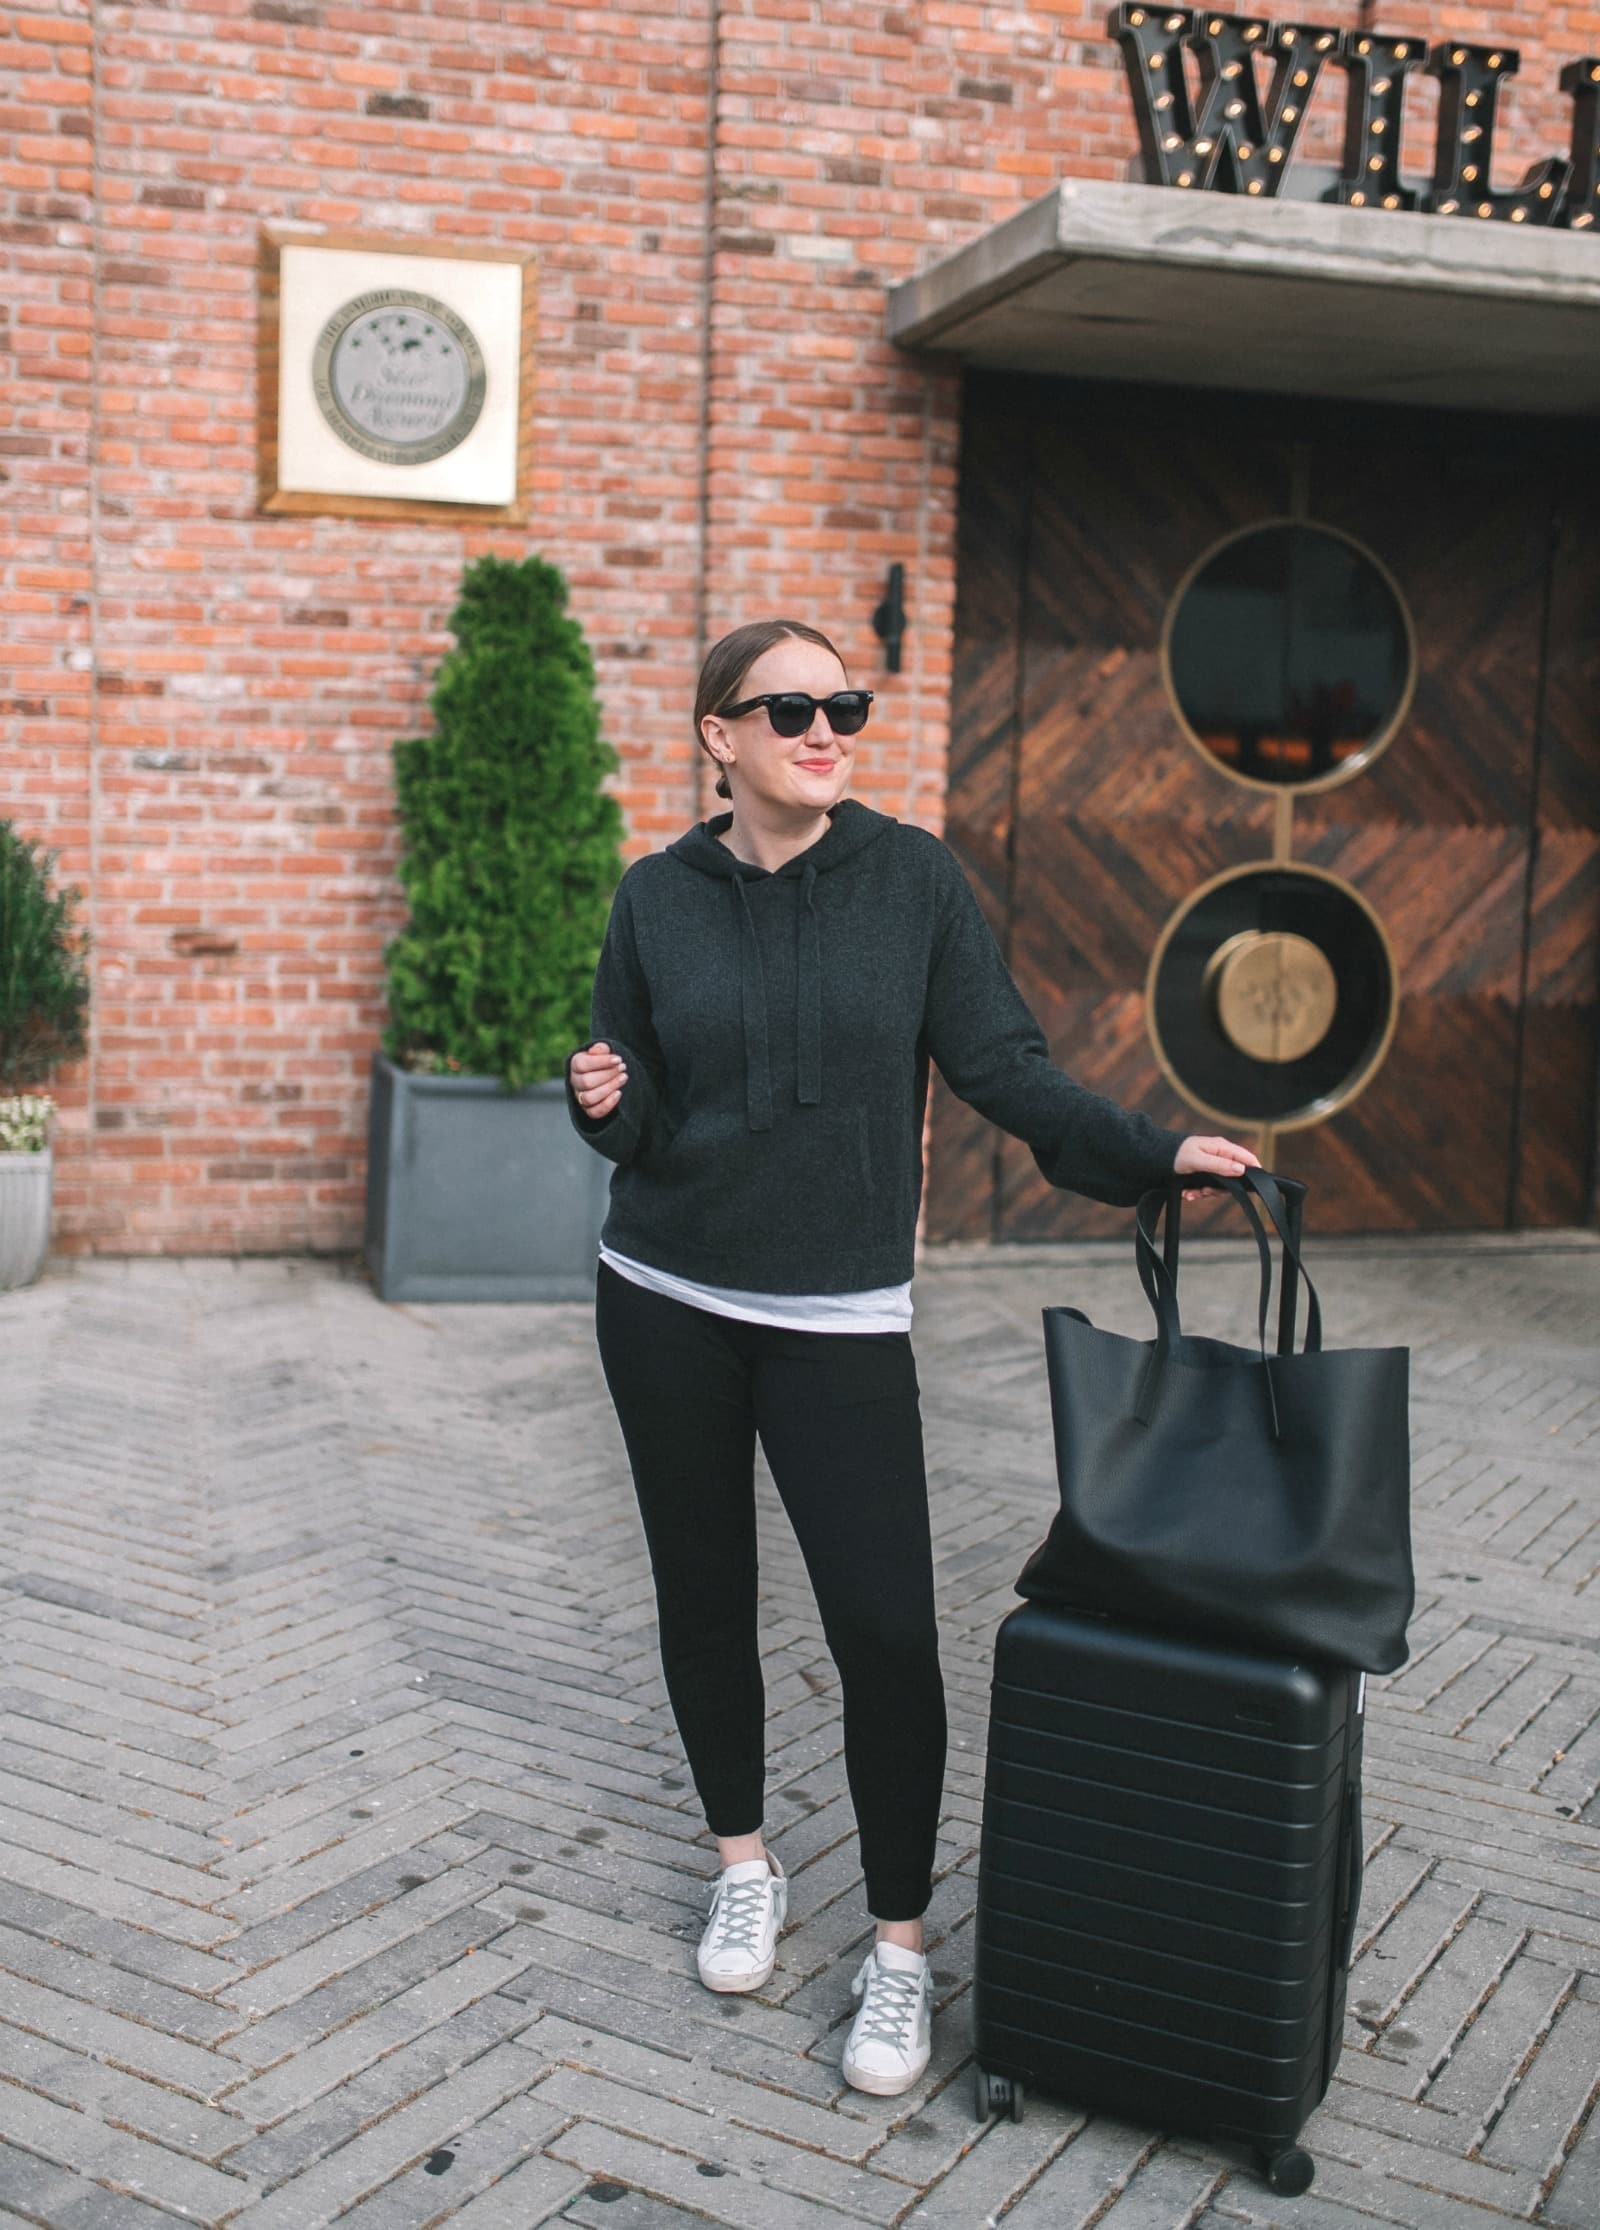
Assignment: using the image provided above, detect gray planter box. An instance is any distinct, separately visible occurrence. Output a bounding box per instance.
[363,1053,608,1303]
[0,1146,53,1293]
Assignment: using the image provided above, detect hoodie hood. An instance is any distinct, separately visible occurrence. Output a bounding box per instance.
[665,801,897,1131]
[665,798,896,883]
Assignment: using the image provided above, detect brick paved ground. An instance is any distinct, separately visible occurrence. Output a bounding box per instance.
[1,1231,1598,2229]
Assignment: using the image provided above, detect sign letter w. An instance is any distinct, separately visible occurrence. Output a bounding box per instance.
[1108,8,1342,197]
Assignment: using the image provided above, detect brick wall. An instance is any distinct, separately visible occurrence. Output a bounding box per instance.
[2,0,1594,1251]
[1,3,95,1232]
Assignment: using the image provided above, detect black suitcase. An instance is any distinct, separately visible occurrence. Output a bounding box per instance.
[972,1602,1364,2197]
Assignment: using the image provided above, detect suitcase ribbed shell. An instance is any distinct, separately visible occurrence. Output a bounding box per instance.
[975,1602,1363,2157]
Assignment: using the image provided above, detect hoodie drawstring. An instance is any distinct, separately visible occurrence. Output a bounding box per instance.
[731,865,823,1130]
[797,861,821,1107]
[733,877,774,1132]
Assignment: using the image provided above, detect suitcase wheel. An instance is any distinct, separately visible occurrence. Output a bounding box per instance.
[973,2066,1024,2123]
[1259,2147,1315,2197]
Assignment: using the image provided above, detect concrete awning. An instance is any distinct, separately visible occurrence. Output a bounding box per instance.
[888,178,1600,416]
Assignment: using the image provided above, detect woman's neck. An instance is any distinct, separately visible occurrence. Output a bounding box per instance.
[717,800,832,873]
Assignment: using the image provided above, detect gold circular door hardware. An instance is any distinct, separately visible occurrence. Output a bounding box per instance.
[1204,931,1340,1064]
[1161,519,1416,795]
[1146,863,1398,1130]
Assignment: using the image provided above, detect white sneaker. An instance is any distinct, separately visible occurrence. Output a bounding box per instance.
[696,1855,787,1993]
[841,1942,933,2096]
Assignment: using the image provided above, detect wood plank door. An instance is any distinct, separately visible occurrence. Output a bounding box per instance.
[928,373,1600,1240]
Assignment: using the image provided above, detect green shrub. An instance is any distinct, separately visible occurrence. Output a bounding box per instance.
[382,554,624,1090]
[0,821,90,1094]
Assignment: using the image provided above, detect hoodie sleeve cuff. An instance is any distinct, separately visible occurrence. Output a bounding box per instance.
[1035,1115,1188,1208]
[566,1042,651,1165]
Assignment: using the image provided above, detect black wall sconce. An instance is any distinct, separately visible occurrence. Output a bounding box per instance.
[873,562,908,674]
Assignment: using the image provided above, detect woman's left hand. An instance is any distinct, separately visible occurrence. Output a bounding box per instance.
[1173,1134,1262,1203]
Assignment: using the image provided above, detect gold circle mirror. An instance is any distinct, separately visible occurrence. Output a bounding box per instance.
[1162,520,1416,794]
[1146,864,1398,1131]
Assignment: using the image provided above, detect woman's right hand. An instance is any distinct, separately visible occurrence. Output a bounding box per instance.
[569,1041,628,1121]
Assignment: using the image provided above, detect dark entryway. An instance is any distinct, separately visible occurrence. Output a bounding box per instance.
[929,373,1600,1240]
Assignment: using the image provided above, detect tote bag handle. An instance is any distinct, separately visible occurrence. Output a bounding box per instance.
[1136,1171,1322,1354]
[1243,1170,1321,1355]
[1133,1171,1322,1440]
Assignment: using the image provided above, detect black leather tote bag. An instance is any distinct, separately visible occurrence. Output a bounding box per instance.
[1018,1171,1414,1673]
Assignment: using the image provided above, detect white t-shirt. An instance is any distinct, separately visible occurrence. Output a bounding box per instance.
[600,1246,913,1335]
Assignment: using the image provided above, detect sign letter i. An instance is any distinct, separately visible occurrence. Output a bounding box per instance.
[1326,31,1426,209]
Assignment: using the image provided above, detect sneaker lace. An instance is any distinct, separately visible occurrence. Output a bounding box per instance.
[855,1961,924,2051]
[707,1875,770,1958]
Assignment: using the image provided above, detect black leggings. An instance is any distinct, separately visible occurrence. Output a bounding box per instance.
[594,1262,946,1921]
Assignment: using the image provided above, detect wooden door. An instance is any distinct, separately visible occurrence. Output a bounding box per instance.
[929,373,1600,1240]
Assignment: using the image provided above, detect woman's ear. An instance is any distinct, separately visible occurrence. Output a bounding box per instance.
[700,714,734,775]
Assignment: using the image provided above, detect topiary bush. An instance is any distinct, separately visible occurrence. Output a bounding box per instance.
[0,820,90,1103]
[382,554,624,1090]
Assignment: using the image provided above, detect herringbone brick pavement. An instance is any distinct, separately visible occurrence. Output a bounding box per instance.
[0,1231,1597,2229]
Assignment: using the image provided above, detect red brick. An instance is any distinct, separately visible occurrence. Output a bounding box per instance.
[6,0,1589,1251]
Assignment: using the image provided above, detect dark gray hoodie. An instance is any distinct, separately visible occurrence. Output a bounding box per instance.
[566,800,1186,1294]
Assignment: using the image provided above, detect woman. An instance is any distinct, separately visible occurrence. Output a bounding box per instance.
[566,618,1258,2098]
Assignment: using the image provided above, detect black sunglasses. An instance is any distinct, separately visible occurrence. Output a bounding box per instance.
[716,689,874,739]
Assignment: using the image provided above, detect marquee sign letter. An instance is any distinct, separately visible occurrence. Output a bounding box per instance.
[1109,11,1599,229]
[1559,58,1600,230]
[1108,6,1208,189]
[1326,30,1426,209]
[1107,7,1340,195]
[1425,44,1570,222]
[1192,17,1342,198]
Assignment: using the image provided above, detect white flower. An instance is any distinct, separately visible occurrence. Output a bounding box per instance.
[0,1094,55,1153]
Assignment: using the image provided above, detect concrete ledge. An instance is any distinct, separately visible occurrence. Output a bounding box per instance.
[888,178,1600,414]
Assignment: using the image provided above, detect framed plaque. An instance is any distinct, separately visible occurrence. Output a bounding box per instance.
[259,230,535,523]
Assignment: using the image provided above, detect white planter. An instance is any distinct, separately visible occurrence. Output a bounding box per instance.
[0,1147,53,1292]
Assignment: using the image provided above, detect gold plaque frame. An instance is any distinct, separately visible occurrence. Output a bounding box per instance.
[258,229,536,524]
[1143,860,1401,1136]
[1158,517,1418,797]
